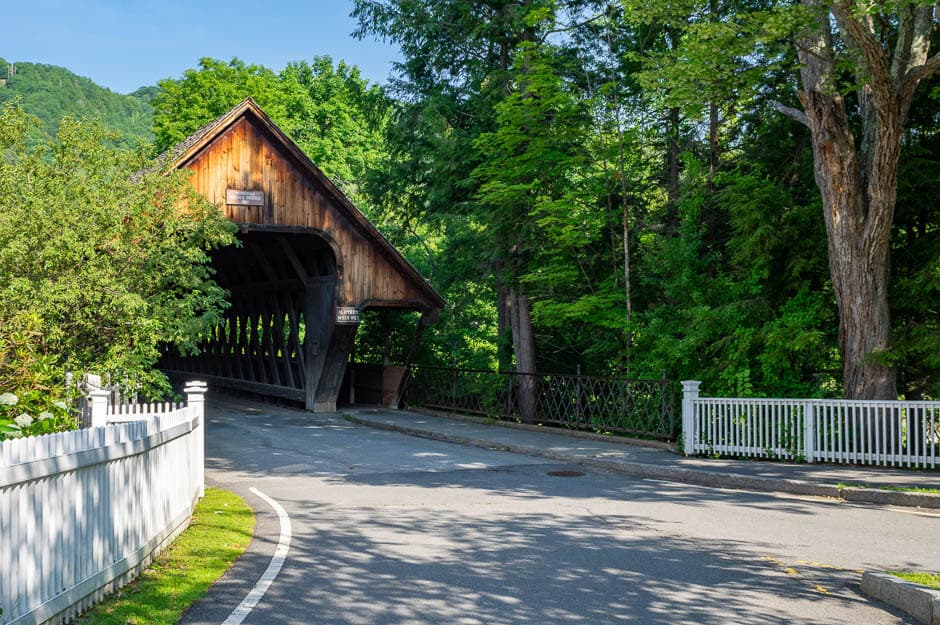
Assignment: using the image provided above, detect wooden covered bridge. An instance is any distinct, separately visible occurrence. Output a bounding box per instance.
[160,99,443,412]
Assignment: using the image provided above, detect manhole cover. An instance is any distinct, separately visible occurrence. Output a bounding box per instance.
[547,470,585,477]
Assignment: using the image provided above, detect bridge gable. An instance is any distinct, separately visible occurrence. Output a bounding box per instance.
[167,98,442,315]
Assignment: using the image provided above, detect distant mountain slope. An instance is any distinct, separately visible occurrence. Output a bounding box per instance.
[0,58,154,144]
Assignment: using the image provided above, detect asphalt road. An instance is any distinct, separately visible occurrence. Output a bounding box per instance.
[179,397,940,625]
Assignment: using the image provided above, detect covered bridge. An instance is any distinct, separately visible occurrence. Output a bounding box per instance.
[160,98,443,411]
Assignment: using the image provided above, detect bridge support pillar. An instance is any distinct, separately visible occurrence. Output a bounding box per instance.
[304,280,335,412]
[313,324,358,412]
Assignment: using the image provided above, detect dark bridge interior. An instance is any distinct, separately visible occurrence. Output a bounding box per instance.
[162,230,349,408]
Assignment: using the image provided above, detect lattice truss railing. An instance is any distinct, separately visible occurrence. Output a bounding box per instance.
[162,290,307,393]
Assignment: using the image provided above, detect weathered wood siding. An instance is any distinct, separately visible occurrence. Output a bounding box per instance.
[183,116,427,310]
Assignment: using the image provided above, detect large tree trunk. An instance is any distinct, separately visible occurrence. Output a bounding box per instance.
[799,86,899,400]
[508,284,537,422]
[664,106,681,233]
[495,270,513,372]
[789,0,939,399]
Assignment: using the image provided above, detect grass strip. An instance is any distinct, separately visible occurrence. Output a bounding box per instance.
[891,571,940,590]
[79,487,255,625]
[837,482,940,495]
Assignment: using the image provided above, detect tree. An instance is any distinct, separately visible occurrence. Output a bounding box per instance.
[354,1,586,391]
[0,102,236,400]
[624,0,940,399]
[776,1,940,399]
[152,58,284,153]
[474,41,593,417]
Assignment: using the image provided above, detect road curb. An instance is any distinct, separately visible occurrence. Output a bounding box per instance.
[345,414,940,509]
[861,572,940,624]
[840,487,940,509]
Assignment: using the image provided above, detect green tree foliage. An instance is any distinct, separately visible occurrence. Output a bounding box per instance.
[354,1,940,399]
[9,2,938,403]
[0,102,236,407]
[153,58,285,152]
[0,58,153,144]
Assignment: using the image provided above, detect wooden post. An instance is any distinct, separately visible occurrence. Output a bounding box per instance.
[349,366,356,405]
[88,389,110,428]
[314,324,358,411]
[804,402,816,464]
[303,279,335,412]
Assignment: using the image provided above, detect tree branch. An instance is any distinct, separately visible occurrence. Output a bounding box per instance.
[903,50,940,90]
[831,1,895,111]
[891,4,917,82]
[772,101,809,127]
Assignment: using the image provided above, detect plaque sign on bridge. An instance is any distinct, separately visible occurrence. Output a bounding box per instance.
[226,188,265,206]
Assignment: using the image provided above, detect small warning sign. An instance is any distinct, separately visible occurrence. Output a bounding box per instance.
[336,307,361,324]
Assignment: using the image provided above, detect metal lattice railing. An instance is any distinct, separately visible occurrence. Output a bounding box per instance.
[404,366,677,440]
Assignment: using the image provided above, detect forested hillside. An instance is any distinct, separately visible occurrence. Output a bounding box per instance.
[0,58,153,143]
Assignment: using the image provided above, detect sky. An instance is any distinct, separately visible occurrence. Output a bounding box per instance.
[2,0,401,94]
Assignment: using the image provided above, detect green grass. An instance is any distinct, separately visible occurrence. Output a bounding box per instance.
[837,482,940,495]
[78,487,254,625]
[891,571,940,590]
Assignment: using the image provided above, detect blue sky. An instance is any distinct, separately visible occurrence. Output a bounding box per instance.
[2,1,401,94]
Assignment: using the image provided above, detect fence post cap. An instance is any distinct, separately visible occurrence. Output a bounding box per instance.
[680,380,702,392]
[88,388,110,399]
[183,380,208,393]
[83,373,103,389]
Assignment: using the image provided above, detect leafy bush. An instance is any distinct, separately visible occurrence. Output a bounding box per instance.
[0,389,77,440]
[0,101,236,404]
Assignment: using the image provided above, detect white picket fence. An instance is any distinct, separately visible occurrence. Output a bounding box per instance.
[0,381,207,625]
[681,381,940,468]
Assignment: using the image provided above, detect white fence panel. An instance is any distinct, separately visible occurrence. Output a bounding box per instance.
[0,381,206,625]
[691,397,806,460]
[682,381,940,468]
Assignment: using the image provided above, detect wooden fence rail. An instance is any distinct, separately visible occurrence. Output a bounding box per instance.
[0,381,207,625]
[681,381,940,468]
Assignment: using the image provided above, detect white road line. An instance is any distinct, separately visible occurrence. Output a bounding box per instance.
[222,487,292,625]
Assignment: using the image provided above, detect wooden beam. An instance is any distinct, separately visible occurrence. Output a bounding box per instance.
[277,236,311,286]
[313,324,358,412]
[272,294,296,388]
[244,237,280,282]
[162,370,305,403]
[261,306,281,387]
[285,291,305,384]
[303,280,336,411]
